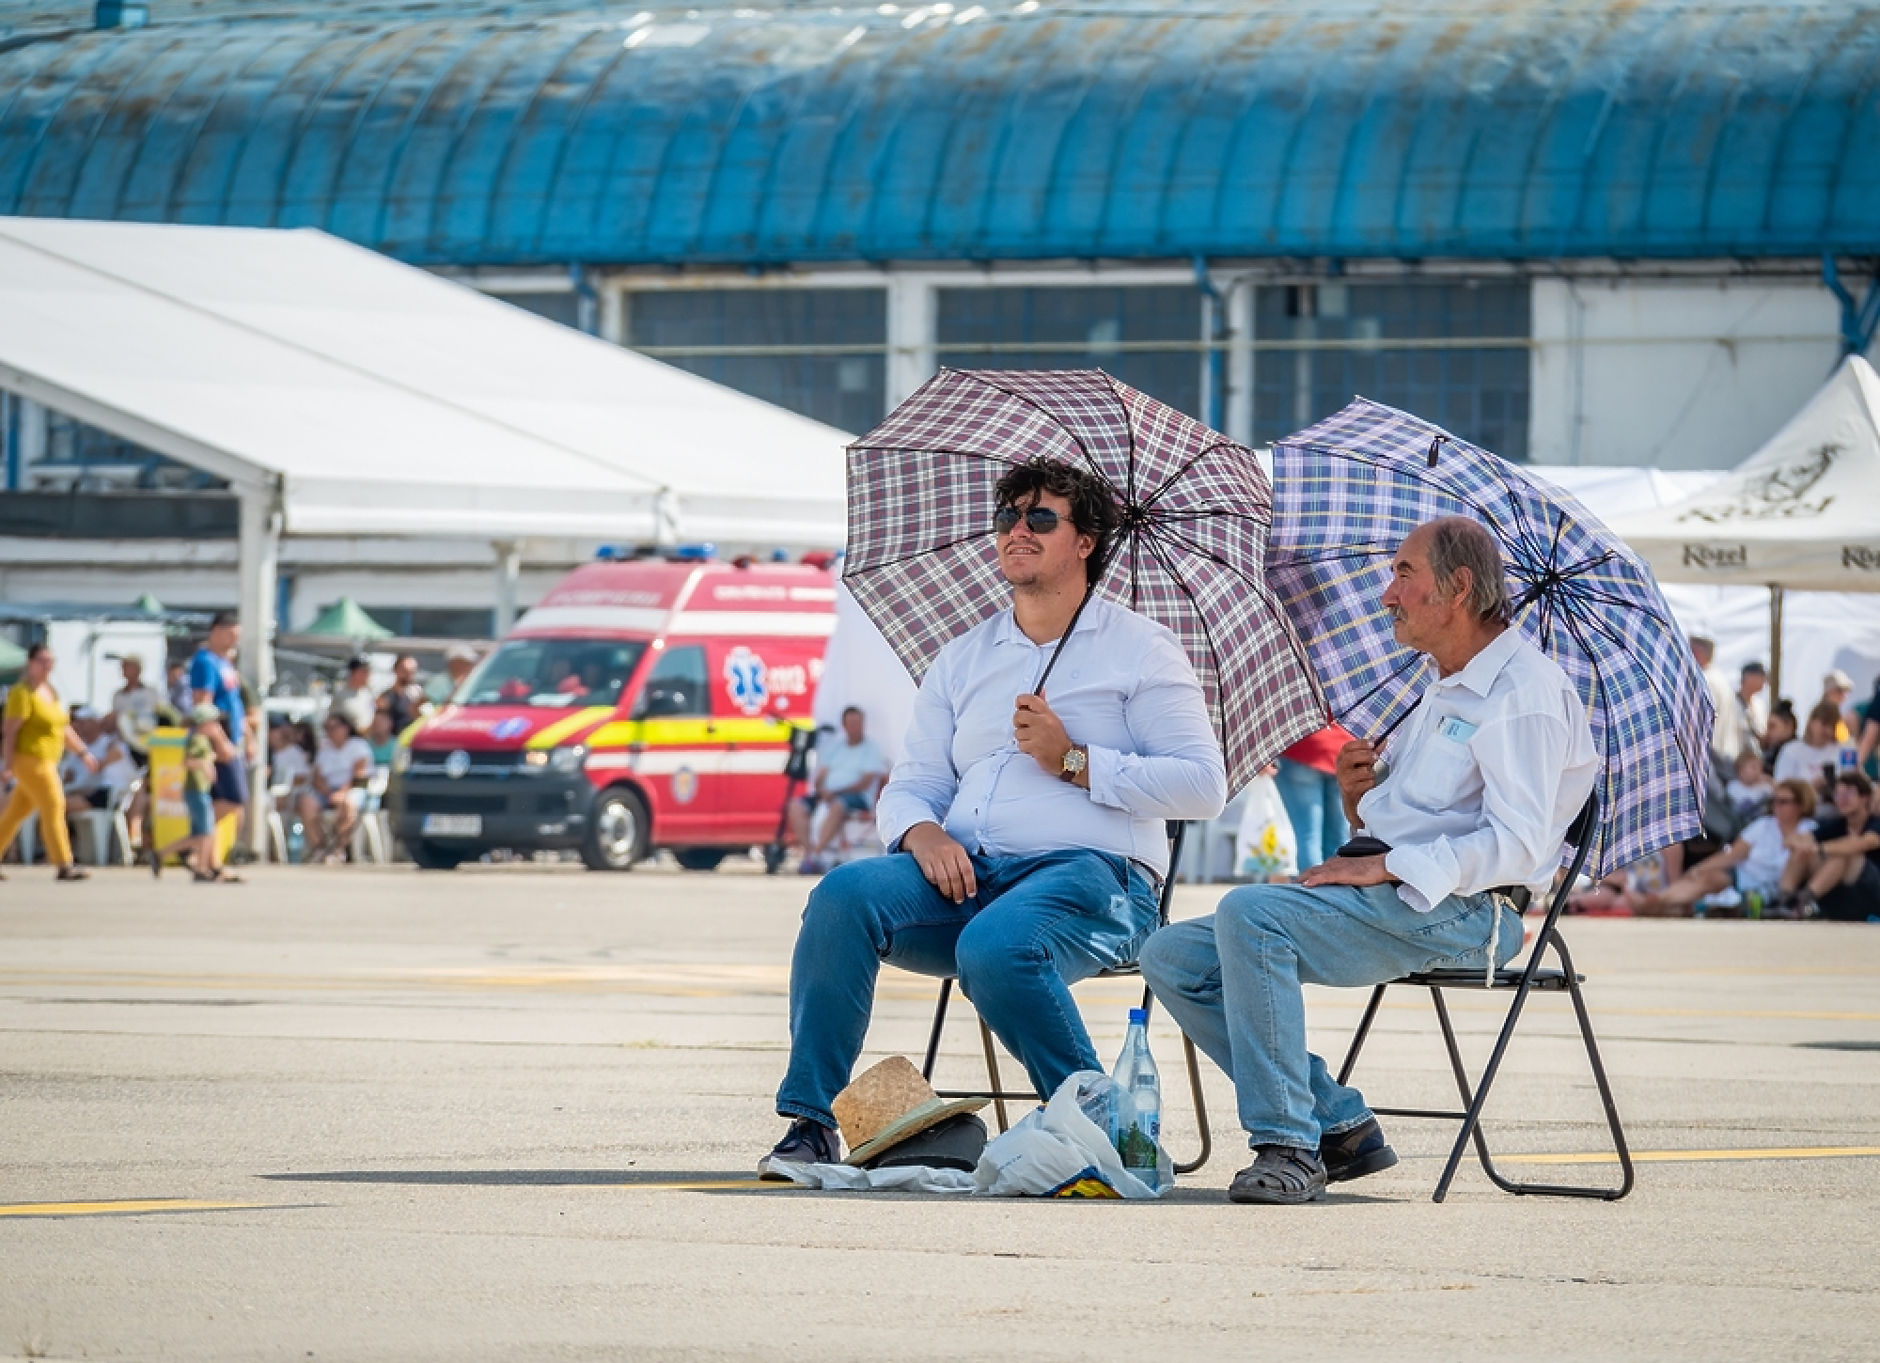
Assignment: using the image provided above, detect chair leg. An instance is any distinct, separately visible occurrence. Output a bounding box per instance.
[1336,985,1389,1086]
[1172,1032,1213,1175]
[978,1019,1012,1133]
[921,978,952,1082]
[1428,987,1499,1204]
[1469,932,1634,1201]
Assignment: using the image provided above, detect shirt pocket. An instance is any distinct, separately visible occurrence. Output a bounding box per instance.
[1396,726,1482,813]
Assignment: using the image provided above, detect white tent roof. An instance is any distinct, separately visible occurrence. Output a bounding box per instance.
[0,217,847,546]
[1605,355,1880,592]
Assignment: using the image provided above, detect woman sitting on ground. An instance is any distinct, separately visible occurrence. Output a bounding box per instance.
[1772,702,1844,807]
[1629,778,1817,916]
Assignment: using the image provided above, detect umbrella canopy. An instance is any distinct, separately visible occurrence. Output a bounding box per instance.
[0,635,25,685]
[1266,397,1712,876]
[845,368,1325,789]
[302,598,393,641]
[134,593,165,614]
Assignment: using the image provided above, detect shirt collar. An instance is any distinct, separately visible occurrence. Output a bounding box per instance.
[1432,624,1525,699]
[990,598,1104,648]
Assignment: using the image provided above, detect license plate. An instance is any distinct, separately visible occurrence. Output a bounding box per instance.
[422,814,482,838]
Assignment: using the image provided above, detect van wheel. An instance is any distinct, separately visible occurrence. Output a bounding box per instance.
[673,847,728,872]
[583,788,649,871]
[410,842,467,871]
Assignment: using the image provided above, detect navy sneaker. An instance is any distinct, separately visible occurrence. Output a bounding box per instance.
[758,1118,841,1180]
[1321,1116,1399,1184]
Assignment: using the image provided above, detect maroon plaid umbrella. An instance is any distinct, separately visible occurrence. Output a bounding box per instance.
[844,368,1326,790]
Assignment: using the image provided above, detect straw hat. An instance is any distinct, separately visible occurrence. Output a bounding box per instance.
[833,1056,988,1167]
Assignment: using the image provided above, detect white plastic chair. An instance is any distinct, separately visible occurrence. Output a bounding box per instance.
[266,779,294,863]
[109,776,142,866]
[350,768,392,865]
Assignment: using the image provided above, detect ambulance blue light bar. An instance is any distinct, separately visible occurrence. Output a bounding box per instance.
[669,544,716,561]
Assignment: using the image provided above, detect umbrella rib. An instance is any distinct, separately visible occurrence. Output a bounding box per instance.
[1139,522,1268,591]
[963,372,1107,483]
[1137,530,1232,737]
[1141,438,1262,510]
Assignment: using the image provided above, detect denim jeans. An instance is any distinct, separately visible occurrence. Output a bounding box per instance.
[1273,758,1349,868]
[776,848,1160,1128]
[1139,881,1522,1149]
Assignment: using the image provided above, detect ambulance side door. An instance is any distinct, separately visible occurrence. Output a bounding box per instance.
[633,643,719,835]
[710,639,806,840]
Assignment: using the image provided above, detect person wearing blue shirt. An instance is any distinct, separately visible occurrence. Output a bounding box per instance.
[758,457,1228,1177]
[189,611,249,879]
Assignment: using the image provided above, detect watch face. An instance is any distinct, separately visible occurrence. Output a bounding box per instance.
[1062,747,1087,774]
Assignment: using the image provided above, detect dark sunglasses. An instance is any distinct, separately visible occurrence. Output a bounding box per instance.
[992,505,1065,535]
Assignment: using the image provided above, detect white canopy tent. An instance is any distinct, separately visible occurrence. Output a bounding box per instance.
[1599,355,1880,698]
[1605,356,1880,593]
[0,215,849,680]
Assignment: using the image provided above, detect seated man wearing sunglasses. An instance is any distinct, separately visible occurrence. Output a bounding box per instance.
[760,456,1227,1175]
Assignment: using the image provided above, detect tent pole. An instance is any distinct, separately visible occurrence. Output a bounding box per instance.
[1769,585,1785,701]
[238,485,280,857]
[494,541,522,635]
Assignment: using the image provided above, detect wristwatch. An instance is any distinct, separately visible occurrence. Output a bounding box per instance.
[1059,744,1088,783]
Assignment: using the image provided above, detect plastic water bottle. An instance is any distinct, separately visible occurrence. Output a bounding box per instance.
[1110,1008,1162,1185]
[286,819,306,865]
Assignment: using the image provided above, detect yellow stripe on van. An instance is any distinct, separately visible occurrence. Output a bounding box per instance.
[584,717,800,751]
[525,707,616,749]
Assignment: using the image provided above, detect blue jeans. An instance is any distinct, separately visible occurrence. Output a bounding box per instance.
[776,848,1160,1128]
[1139,881,1522,1149]
[1273,759,1349,868]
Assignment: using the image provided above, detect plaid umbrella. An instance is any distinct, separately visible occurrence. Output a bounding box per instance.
[1266,397,1713,877]
[845,368,1326,790]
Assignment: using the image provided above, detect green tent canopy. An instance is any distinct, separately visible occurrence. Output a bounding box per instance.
[134,593,165,613]
[302,598,393,640]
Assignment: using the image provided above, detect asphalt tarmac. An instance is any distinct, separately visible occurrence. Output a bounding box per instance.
[2,860,1877,1361]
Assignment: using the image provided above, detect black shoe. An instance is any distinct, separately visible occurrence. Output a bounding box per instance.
[758,1118,841,1180]
[1228,1145,1327,1204]
[1321,1117,1399,1184]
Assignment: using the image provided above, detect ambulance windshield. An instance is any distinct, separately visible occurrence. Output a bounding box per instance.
[455,639,648,709]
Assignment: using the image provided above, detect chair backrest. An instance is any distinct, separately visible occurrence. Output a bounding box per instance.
[1534,791,1602,942]
[1158,820,1187,929]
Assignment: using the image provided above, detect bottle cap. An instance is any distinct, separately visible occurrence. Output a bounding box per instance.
[1128,1008,1148,1024]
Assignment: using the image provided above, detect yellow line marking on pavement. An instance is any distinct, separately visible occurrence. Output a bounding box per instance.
[1500,1146,1880,1166]
[0,1199,269,1218]
[619,1180,798,1192]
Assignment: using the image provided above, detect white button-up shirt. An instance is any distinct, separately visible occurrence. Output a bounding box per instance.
[1363,627,1598,913]
[876,598,1228,879]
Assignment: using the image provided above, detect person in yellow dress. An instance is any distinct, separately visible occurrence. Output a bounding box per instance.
[1,643,101,881]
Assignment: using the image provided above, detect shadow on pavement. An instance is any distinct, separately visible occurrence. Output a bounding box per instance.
[260,1169,751,1186]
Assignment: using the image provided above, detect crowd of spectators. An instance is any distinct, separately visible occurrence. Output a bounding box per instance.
[2,624,484,875]
[1579,638,1880,920]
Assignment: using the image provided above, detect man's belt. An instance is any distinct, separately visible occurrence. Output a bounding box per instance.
[1335,834,1531,911]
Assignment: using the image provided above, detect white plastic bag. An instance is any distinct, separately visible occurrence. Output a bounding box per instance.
[972,1072,1170,1199]
[1235,773,1298,881]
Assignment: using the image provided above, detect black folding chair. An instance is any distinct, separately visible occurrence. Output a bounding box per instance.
[918,821,1213,1174]
[1336,792,1634,1203]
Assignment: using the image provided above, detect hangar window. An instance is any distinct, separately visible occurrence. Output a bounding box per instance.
[1251,280,1530,460]
[935,285,1203,420]
[626,288,886,433]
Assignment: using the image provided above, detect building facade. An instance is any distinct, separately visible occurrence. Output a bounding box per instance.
[2,0,1877,628]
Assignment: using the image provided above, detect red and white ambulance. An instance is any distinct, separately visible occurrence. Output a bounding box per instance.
[388,551,835,870]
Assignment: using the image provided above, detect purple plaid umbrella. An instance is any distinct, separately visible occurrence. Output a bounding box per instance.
[1266,397,1713,877]
[845,368,1326,790]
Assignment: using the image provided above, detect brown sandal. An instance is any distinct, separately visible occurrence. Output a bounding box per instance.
[55,866,91,882]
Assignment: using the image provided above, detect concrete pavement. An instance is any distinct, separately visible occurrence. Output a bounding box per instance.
[2,861,1877,1360]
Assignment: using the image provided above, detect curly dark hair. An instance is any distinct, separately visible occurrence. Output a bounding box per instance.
[992,456,1120,587]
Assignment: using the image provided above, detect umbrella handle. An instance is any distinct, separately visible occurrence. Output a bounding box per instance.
[1031,587,1094,700]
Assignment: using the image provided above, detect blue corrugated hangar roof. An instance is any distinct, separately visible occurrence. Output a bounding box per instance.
[1,0,1876,267]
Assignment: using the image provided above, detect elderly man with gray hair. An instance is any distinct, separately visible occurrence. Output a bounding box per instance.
[1142,516,1598,1204]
